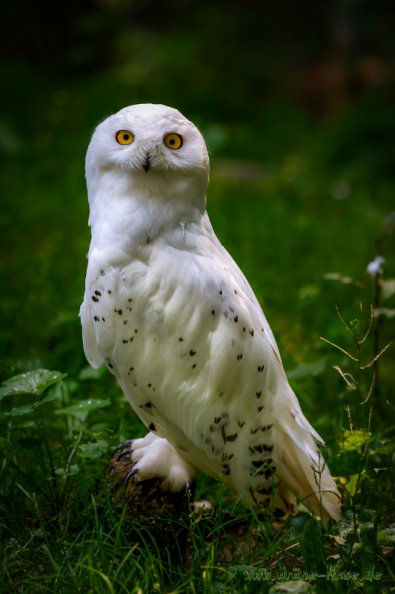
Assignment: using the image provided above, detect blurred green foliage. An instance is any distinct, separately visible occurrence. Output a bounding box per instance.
[0,2,395,591]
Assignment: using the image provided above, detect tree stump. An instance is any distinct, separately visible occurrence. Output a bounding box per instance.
[103,453,193,564]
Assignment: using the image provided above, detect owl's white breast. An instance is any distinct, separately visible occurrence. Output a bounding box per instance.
[82,149,291,489]
[82,181,287,486]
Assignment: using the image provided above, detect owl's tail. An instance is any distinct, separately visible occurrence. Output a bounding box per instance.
[275,401,341,522]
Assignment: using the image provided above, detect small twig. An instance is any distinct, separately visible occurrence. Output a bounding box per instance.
[320,336,358,361]
[345,405,353,432]
[335,304,358,338]
[360,341,392,370]
[359,305,374,345]
[360,371,376,405]
[333,366,357,390]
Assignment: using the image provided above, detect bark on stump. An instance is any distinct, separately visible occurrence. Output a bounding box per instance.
[103,454,193,564]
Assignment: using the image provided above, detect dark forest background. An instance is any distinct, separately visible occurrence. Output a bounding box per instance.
[3,0,395,114]
[1,2,395,592]
[1,0,395,396]
[2,1,395,140]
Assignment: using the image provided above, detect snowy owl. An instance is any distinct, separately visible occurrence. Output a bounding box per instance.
[80,103,340,521]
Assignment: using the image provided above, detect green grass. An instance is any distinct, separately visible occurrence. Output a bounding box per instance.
[1,69,394,593]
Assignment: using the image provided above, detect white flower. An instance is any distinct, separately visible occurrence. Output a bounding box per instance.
[367,256,385,277]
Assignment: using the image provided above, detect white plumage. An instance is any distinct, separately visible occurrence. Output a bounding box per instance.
[81,103,340,521]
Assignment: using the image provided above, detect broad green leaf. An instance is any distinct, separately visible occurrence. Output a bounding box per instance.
[55,398,111,421]
[6,405,37,417]
[344,473,360,497]
[288,359,326,380]
[0,369,67,401]
[55,464,80,477]
[338,429,370,453]
[78,439,109,459]
[5,387,63,417]
[344,471,369,497]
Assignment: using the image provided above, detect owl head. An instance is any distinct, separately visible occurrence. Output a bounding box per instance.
[86,104,209,181]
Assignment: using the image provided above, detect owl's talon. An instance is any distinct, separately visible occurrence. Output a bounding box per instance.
[113,433,197,491]
[116,448,134,462]
[112,439,135,460]
[125,467,139,484]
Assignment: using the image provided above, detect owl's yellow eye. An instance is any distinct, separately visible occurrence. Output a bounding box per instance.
[164,133,183,150]
[115,130,135,145]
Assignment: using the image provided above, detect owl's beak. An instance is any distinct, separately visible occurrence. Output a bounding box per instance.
[143,154,151,173]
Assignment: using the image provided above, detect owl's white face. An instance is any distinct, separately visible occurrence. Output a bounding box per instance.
[86,103,209,178]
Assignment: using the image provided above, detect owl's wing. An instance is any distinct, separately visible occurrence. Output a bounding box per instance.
[80,299,103,368]
[80,249,121,369]
[200,224,340,520]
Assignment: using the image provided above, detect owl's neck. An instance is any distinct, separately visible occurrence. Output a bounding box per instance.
[87,167,208,265]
